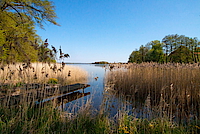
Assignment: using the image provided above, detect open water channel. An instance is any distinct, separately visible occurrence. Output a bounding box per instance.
[61,64,131,116]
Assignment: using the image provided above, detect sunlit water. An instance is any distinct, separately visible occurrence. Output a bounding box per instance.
[61,64,152,118]
[61,64,130,116]
[62,64,108,113]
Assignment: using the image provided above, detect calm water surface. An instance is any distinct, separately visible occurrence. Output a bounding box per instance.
[63,64,109,112]
[62,64,130,116]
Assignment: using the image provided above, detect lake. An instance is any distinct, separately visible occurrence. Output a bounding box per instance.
[61,64,105,112]
[60,64,137,117]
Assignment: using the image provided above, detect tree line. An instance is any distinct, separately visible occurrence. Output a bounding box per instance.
[128,34,200,63]
[0,0,63,64]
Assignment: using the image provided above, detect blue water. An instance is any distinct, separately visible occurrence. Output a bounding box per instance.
[61,64,136,117]
[62,64,108,112]
[60,64,148,118]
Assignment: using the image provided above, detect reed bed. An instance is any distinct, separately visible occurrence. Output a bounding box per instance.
[0,62,199,133]
[0,62,93,133]
[0,62,88,85]
[105,62,200,132]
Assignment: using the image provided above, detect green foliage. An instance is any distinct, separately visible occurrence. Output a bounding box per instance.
[67,114,110,134]
[93,61,109,64]
[0,0,59,28]
[169,45,193,63]
[0,104,63,133]
[146,40,165,63]
[128,50,142,63]
[118,115,187,134]
[129,41,164,63]
[129,34,200,63]
[47,78,58,84]
[162,34,200,63]
[0,0,59,63]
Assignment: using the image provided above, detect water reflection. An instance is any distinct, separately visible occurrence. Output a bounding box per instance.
[63,64,107,112]
[63,64,134,116]
[56,91,90,110]
[64,64,137,116]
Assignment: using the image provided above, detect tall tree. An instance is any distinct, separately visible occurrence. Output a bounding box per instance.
[0,12,40,62]
[129,35,200,63]
[162,34,181,62]
[128,45,149,63]
[146,40,164,63]
[128,50,142,63]
[0,0,59,28]
[0,0,59,63]
[169,45,193,63]
[139,45,149,62]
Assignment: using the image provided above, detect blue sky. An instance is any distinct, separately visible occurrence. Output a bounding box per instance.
[36,0,200,63]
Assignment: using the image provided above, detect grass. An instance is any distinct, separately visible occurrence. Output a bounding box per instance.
[1,101,195,134]
[0,92,113,134]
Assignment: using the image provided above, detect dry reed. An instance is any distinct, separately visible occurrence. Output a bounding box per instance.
[105,62,200,125]
[0,62,88,85]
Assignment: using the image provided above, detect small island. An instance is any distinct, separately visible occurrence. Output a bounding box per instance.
[92,61,109,64]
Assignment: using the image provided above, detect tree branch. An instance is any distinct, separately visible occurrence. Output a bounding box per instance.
[12,3,43,13]
[6,3,24,23]
[1,2,8,11]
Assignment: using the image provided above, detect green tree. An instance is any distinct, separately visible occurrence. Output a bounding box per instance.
[194,47,200,62]
[0,0,59,28]
[146,40,164,63]
[162,34,200,62]
[168,45,193,63]
[128,45,149,63]
[128,50,142,63]
[0,0,59,63]
[162,34,180,62]
[0,12,41,62]
[139,45,149,62]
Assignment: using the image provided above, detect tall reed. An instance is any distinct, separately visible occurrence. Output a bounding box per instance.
[0,62,90,133]
[0,62,88,85]
[105,62,200,127]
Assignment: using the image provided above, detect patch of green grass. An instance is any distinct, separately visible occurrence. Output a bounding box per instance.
[66,114,111,134]
[118,115,187,134]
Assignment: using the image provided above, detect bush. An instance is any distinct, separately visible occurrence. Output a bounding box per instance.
[47,78,58,84]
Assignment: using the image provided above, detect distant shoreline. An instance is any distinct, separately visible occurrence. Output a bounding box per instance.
[64,62,127,64]
[65,63,92,64]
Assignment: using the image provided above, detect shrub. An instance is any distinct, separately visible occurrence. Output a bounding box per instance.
[47,78,58,84]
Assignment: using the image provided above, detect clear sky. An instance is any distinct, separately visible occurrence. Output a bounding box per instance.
[36,0,200,63]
